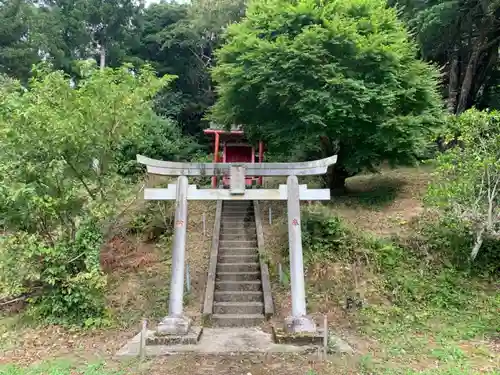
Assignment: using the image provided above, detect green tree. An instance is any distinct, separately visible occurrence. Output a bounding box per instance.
[0,0,40,82]
[211,0,444,192]
[83,0,144,69]
[131,0,246,137]
[390,0,500,114]
[427,109,500,261]
[0,61,175,324]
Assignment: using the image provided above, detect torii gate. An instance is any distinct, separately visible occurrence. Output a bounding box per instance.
[137,154,337,335]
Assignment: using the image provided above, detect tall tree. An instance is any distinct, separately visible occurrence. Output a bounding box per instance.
[211,0,444,193]
[0,0,40,82]
[391,0,500,114]
[83,0,144,69]
[23,0,143,76]
[130,0,246,137]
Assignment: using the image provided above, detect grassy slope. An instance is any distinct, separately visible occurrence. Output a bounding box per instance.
[261,166,499,374]
[1,167,499,374]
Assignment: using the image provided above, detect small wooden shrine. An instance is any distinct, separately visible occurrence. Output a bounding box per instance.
[203,124,264,188]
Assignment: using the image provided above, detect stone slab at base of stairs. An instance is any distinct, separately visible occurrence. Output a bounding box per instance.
[116,327,318,357]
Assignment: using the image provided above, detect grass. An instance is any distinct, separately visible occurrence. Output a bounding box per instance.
[0,361,122,375]
[3,358,499,375]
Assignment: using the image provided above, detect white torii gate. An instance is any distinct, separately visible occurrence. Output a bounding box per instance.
[137,154,337,334]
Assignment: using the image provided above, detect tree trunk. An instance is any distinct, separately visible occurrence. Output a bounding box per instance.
[470,226,485,261]
[471,40,500,103]
[447,46,460,113]
[99,44,106,70]
[456,13,497,114]
[456,45,480,114]
[318,135,351,195]
[325,164,351,196]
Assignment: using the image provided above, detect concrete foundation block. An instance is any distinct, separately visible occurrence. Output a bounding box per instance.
[156,315,192,336]
[272,321,323,346]
[284,315,317,334]
[147,326,203,346]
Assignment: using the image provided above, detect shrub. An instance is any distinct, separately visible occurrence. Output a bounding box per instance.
[0,62,175,325]
[301,206,351,263]
[0,221,108,326]
[115,114,199,178]
[127,200,175,242]
[426,108,500,261]
[403,212,500,276]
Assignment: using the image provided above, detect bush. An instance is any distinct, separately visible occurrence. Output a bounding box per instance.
[0,62,174,325]
[301,206,351,263]
[127,200,175,242]
[0,221,108,326]
[300,207,498,312]
[426,108,500,261]
[115,114,199,178]
[403,212,500,276]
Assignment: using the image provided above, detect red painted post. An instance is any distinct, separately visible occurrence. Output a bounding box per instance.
[212,132,220,188]
[258,141,264,186]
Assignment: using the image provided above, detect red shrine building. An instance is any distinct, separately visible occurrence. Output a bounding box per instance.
[203,124,264,188]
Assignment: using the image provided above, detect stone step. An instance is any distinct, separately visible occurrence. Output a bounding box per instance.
[219,240,257,248]
[217,262,260,273]
[220,230,257,236]
[224,201,252,206]
[218,254,259,263]
[222,213,254,217]
[222,210,255,218]
[223,204,253,209]
[211,314,265,327]
[220,234,257,241]
[216,271,261,281]
[215,280,262,292]
[221,221,256,226]
[221,222,255,227]
[221,214,255,220]
[213,301,264,315]
[222,212,255,216]
[214,291,263,303]
[223,209,253,213]
[220,226,256,230]
[220,228,256,233]
[221,219,256,223]
[218,247,259,256]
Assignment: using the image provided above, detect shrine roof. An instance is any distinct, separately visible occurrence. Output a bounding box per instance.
[204,123,246,139]
[208,122,243,131]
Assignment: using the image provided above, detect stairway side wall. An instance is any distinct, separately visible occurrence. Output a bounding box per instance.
[253,200,274,319]
[202,200,223,322]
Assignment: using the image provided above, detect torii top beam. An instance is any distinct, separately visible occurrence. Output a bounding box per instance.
[136,155,338,177]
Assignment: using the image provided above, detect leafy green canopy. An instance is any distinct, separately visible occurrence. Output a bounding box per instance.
[211,0,444,178]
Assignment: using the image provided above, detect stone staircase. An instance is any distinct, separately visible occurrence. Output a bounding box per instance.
[212,200,265,327]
